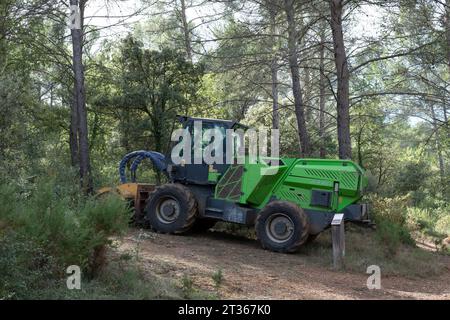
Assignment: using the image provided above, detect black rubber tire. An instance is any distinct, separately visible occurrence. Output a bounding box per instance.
[255,201,309,253]
[191,218,217,233]
[145,183,198,234]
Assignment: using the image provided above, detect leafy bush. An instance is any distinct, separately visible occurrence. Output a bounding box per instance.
[212,269,223,289]
[435,215,450,237]
[367,194,410,225]
[393,160,429,194]
[78,196,131,276]
[0,232,56,299]
[406,202,449,239]
[367,194,415,255]
[376,220,415,256]
[0,179,131,298]
[181,274,194,299]
[406,207,434,230]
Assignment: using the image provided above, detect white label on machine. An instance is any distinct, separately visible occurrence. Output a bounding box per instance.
[332,213,344,225]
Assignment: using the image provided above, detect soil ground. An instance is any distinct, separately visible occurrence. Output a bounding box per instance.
[117,229,450,300]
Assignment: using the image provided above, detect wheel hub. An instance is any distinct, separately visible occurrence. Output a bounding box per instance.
[156,198,180,224]
[274,221,288,235]
[162,204,175,216]
[265,214,294,243]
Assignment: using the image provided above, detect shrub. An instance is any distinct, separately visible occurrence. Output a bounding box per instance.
[181,274,194,299]
[406,203,449,239]
[366,194,415,255]
[392,157,429,195]
[78,195,131,276]
[212,269,223,289]
[367,194,410,225]
[376,220,415,256]
[435,215,450,237]
[0,232,57,299]
[0,179,131,298]
[406,207,434,230]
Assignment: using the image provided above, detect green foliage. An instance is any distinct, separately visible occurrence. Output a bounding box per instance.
[407,207,434,230]
[1,0,450,299]
[366,194,415,255]
[99,35,205,153]
[368,194,410,225]
[0,235,183,300]
[392,155,430,195]
[376,221,415,256]
[435,215,450,237]
[0,178,131,298]
[405,200,450,239]
[212,269,224,289]
[181,274,194,299]
[0,232,56,299]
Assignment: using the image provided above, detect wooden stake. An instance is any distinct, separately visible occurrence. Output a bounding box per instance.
[332,213,345,269]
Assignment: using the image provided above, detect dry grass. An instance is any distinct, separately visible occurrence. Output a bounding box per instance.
[301,225,449,278]
[212,221,449,278]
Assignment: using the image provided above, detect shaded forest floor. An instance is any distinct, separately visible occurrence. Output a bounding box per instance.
[116,228,450,300]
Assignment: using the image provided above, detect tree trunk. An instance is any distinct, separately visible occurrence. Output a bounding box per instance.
[443,104,449,134]
[179,0,192,62]
[0,3,7,72]
[284,0,311,157]
[444,0,450,136]
[329,0,352,159]
[69,87,79,167]
[431,105,446,190]
[70,0,92,193]
[304,65,311,123]
[446,0,450,75]
[270,59,280,130]
[319,25,326,158]
[356,125,364,168]
[269,7,279,130]
[120,109,131,153]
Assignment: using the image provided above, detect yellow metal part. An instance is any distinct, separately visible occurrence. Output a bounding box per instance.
[96,183,156,223]
[117,183,139,199]
[97,183,149,199]
[96,183,139,200]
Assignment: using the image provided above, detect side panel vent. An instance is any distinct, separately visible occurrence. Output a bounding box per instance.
[310,190,332,208]
[216,165,244,201]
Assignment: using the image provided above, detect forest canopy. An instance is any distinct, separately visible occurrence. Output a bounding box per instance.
[1,0,448,198]
[0,0,449,300]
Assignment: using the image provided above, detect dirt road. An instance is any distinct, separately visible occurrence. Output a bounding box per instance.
[117,229,450,300]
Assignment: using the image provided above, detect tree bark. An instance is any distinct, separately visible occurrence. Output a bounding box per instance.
[271,61,280,130]
[356,125,364,168]
[284,0,311,157]
[0,2,7,73]
[329,0,351,159]
[179,0,192,62]
[69,87,79,167]
[444,0,450,136]
[446,0,450,75]
[269,6,279,130]
[70,0,92,193]
[304,64,311,123]
[431,105,446,190]
[319,25,326,158]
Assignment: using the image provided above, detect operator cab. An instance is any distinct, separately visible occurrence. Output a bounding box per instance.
[166,115,247,185]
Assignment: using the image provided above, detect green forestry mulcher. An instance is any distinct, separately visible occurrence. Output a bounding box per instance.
[105,116,371,253]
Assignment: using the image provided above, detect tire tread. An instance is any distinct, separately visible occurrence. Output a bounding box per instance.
[145,183,198,234]
[255,200,309,253]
